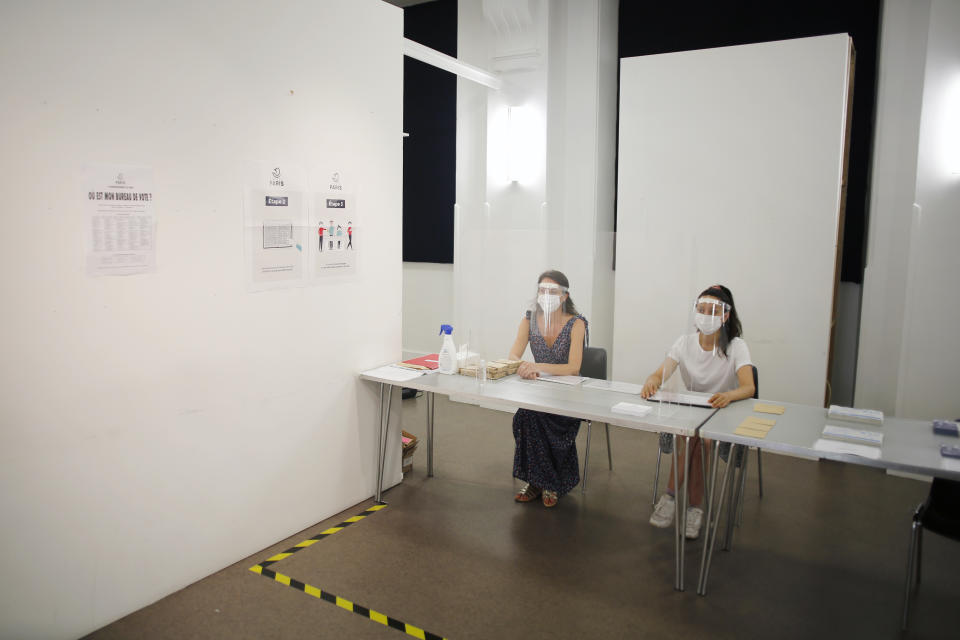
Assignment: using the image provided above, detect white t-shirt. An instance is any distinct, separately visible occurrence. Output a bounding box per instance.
[666,334,753,394]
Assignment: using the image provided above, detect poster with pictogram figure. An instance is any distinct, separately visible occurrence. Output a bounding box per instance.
[310,170,357,277]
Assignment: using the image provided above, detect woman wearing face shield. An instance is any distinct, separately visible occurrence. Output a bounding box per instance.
[508,270,588,508]
[640,285,755,538]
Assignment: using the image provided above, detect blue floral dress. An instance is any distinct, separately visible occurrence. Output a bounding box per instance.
[512,312,589,497]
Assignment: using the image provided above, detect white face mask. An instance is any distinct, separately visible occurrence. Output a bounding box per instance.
[538,294,561,314]
[695,313,722,335]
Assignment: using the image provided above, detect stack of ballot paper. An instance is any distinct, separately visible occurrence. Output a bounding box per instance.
[734,415,776,438]
[538,374,587,385]
[821,424,884,446]
[827,404,884,425]
[754,403,786,415]
[611,402,653,417]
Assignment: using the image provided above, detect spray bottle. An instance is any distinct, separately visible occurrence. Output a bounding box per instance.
[438,324,456,374]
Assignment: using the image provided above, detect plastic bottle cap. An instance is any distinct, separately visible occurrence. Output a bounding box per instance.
[439,324,453,335]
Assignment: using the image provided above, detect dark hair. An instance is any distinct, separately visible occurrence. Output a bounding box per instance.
[697,284,742,358]
[538,269,579,316]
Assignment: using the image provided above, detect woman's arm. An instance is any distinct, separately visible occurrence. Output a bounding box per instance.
[509,317,530,361]
[707,365,756,408]
[640,357,678,398]
[517,319,586,378]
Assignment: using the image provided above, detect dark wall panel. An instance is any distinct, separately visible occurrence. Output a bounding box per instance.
[403,0,457,264]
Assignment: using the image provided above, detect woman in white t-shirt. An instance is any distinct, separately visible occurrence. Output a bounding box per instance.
[640,285,755,539]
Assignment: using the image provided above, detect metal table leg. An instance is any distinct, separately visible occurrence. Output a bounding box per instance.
[723,444,746,551]
[698,440,737,595]
[375,383,395,504]
[581,420,593,495]
[697,439,721,594]
[672,435,681,590]
[678,434,691,591]
[426,391,435,478]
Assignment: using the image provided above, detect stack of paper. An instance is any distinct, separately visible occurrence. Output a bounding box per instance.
[828,405,884,425]
[734,415,776,438]
[583,379,645,394]
[822,424,884,446]
[538,374,587,386]
[651,390,713,407]
[813,438,882,460]
[362,364,427,382]
[754,403,786,415]
[611,402,653,417]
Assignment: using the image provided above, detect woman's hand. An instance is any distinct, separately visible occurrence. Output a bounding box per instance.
[641,375,661,399]
[517,361,540,379]
[709,391,735,408]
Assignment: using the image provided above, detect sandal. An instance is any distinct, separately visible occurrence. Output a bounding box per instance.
[542,489,559,508]
[514,483,542,503]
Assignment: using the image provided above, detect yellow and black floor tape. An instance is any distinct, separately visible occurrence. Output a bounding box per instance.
[250,504,446,640]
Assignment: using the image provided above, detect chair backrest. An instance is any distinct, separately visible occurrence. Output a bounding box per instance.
[581,346,607,380]
[752,365,759,399]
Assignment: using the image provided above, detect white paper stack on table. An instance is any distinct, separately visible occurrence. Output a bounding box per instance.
[362,364,428,382]
[813,422,884,460]
[611,402,653,417]
[828,404,884,425]
[537,374,587,386]
[821,424,884,446]
[650,390,713,408]
[583,379,644,394]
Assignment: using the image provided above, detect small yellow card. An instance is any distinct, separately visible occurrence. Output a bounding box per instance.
[743,416,776,427]
[734,426,769,439]
[737,419,773,432]
[754,403,786,415]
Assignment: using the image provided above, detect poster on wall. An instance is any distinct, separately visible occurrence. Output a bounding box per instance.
[310,169,357,278]
[243,163,307,291]
[82,163,156,276]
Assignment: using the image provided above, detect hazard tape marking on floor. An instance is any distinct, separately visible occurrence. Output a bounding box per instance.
[249,503,446,640]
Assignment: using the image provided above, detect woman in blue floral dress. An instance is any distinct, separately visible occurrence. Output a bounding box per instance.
[508,270,588,507]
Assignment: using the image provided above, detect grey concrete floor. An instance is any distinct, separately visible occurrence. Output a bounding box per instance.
[86,393,960,639]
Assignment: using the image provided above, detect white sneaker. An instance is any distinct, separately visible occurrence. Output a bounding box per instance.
[685,506,704,539]
[649,494,676,528]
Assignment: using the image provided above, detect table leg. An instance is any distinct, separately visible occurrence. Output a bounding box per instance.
[699,441,736,595]
[679,434,691,591]
[581,420,593,495]
[723,444,745,551]
[672,435,681,590]
[697,439,721,594]
[375,383,395,504]
[426,391,435,478]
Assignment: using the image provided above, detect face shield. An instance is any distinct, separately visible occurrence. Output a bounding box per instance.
[529,281,569,337]
[691,296,729,353]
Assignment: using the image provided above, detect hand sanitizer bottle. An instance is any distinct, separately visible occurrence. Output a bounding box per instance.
[438,324,456,374]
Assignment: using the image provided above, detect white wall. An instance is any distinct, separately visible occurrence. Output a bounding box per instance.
[893,0,960,419]
[613,35,851,406]
[0,1,403,638]
[855,0,931,416]
[857,0,960,420]
[403,262,454,354]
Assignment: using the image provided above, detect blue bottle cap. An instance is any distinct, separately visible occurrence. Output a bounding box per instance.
[439,324,453,335]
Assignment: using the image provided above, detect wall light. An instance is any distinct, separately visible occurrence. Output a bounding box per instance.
[507,105,532,183]
[945,73,960,175]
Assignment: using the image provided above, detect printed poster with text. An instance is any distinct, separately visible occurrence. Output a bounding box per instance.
[82,163,156,276]
[243,163,307,291]
[311,169,357,278]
